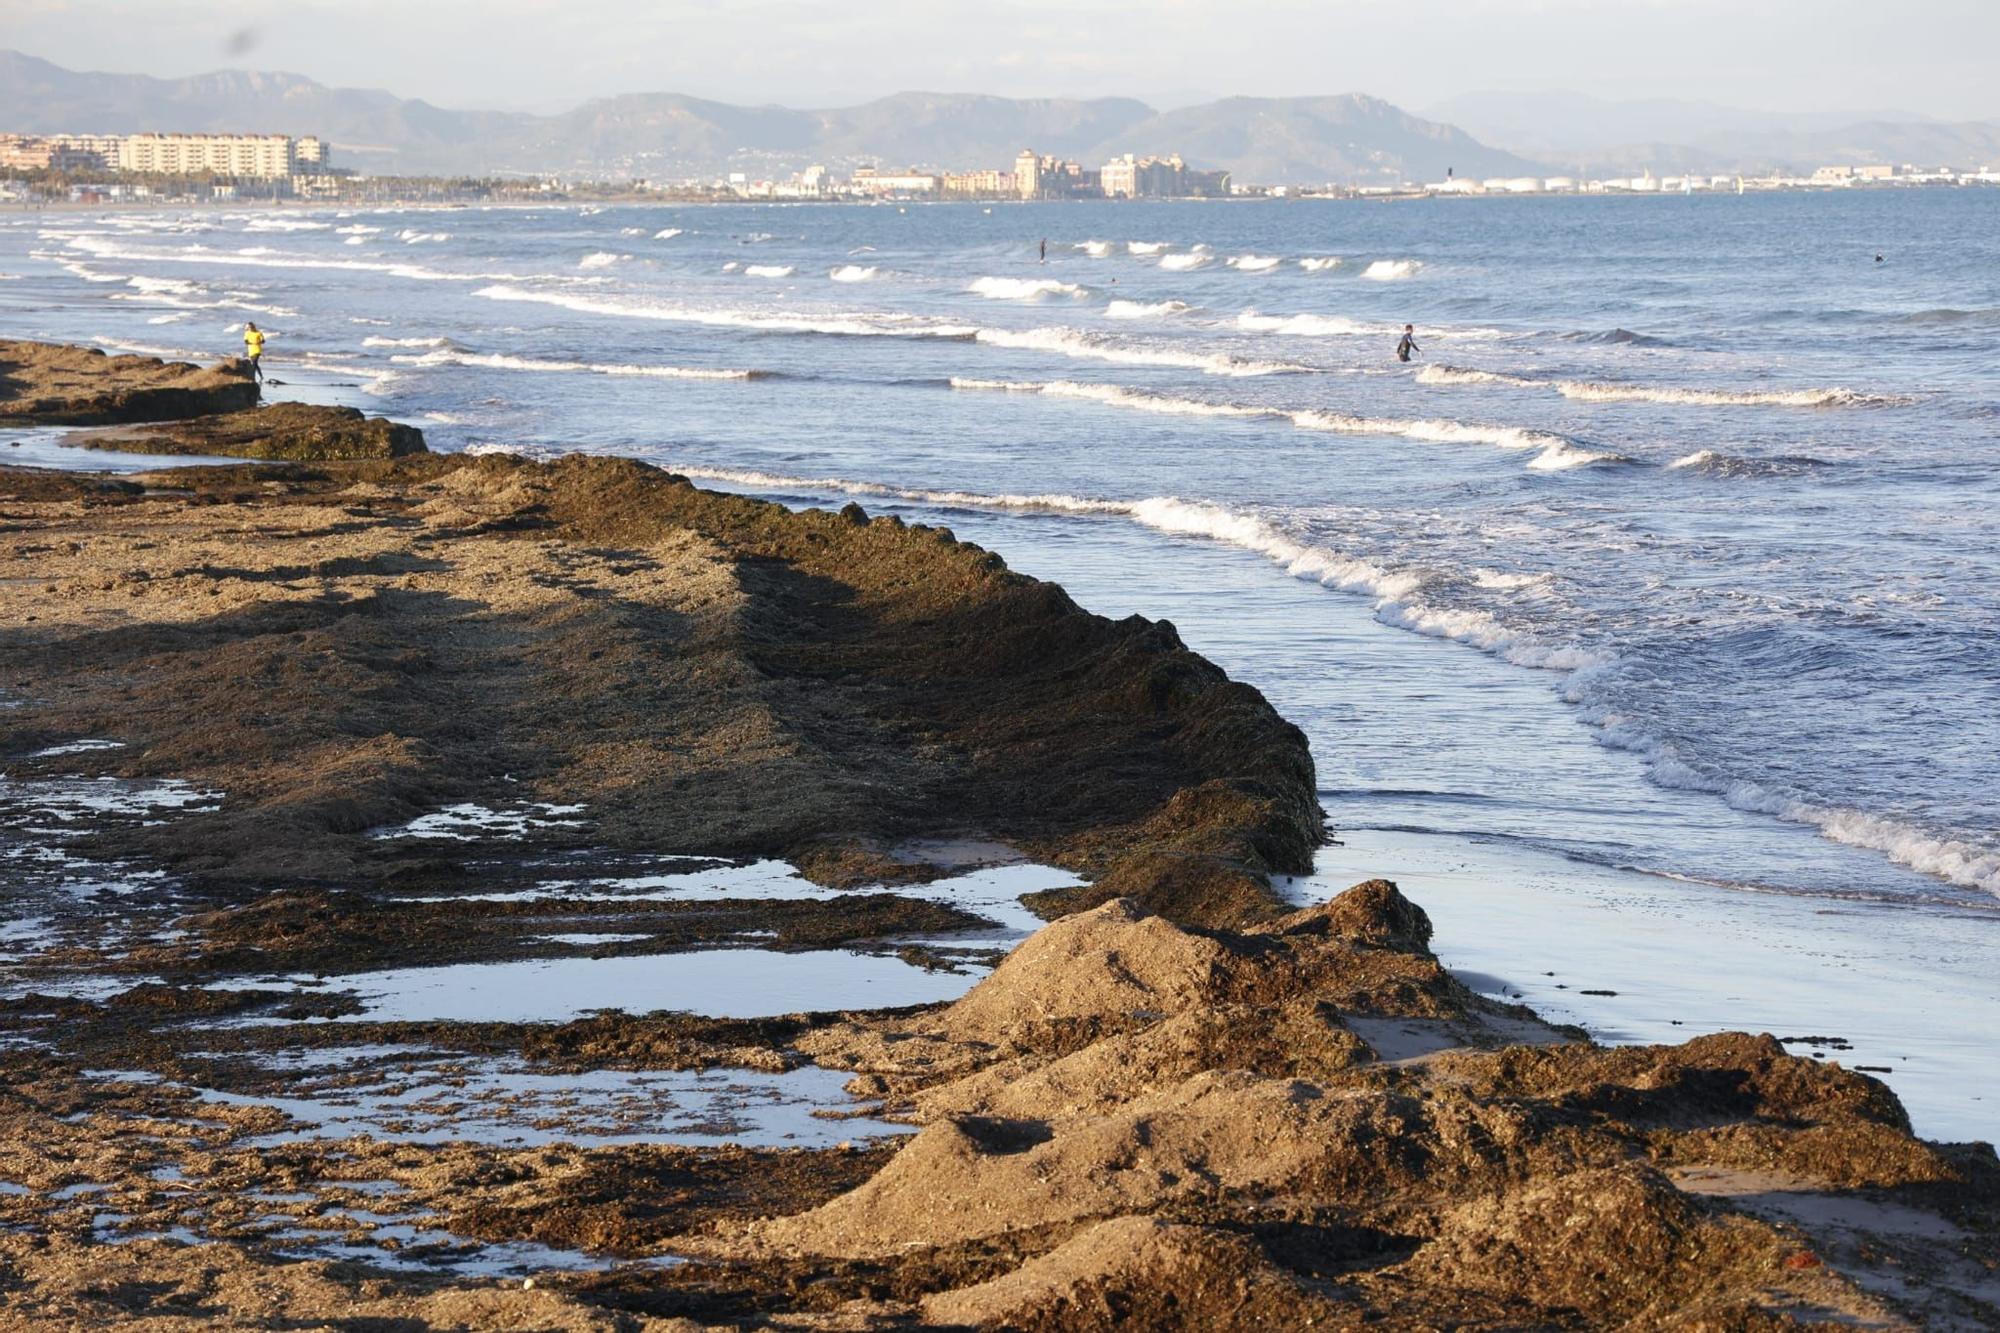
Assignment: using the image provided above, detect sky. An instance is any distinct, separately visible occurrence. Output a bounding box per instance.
[4,0,1999,122]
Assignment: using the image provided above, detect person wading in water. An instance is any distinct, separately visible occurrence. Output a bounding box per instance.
[1396,324,1420,363]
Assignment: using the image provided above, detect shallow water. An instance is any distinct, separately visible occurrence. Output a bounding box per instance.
[193,1054,909,1149]
[314,945,984,1024]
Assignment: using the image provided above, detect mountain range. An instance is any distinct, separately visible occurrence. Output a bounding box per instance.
[0,50,1538,184]
[4,51,1996,184]
[1427,91,2000,176]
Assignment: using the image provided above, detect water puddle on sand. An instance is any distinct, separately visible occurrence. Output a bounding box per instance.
[311,946,981,1023]
[406,857,1074,942]
[191,1052,908,1149]
[372,800,588,841]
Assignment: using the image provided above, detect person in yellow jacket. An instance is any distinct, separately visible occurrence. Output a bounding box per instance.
[242,322,266,382]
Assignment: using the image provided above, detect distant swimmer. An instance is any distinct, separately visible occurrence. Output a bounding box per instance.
[1875,253,1885,263]
[1396,324,1420,363]
[242,322,266,382]
[1039,237,1047,263]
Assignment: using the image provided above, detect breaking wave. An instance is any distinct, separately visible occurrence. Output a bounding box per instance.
[1588,718,2000,894]
[390,347,762,380]
[1418,364,1905,407]
[363,335,452,349]
[655,228,684,239]
[829,264,879,282]
[1227,254,1283,272]
[1362,259,1421,281]
[1157,253,1211,271]
[468,286,1289,374]
[949,376,1628,468]
[1105,299,1192,319]
[1666,450,1833,477]
[744,264,795,278]
[578,251,628,269]
[1298,257,1344,272]
[969,328,1304,376]
[670,464,1612,673]
[1237,311,1380,338]
[1127,241,1167,255]
[969,276,1087,300]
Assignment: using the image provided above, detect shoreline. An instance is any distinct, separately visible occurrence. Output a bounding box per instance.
[3,343,1998,1326]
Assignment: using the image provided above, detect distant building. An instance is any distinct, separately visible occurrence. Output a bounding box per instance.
[1,131,331,179]
[941,168,1013,197]
[1014,149,1043,199]
[850,165,938,196]
[0,136,102,171]
[118,133,302,178]
[1812,165,1856,184]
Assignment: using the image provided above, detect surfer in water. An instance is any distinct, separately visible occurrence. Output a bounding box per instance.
[1396,324,1420,363]
[1039,238,1047,263]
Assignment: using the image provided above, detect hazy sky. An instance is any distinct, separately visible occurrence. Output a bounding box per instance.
[6,0,1999,120]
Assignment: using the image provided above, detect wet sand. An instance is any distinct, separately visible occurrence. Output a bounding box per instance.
[1,344,1996,1328]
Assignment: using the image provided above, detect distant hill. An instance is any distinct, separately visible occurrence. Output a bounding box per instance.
[0,49,1537,184]
[1426,89,2000,174]
[1085,94,1543,185]
[0,50,533,175]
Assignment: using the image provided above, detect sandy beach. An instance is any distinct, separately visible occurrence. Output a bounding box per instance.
[2,343,1998,1328]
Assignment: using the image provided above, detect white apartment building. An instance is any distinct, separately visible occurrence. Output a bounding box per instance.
[118,133,297,177]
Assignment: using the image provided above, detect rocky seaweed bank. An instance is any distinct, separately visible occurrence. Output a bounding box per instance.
[1,346,1996,1328]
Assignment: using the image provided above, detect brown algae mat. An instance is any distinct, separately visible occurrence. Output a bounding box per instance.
[0,339,259,425]
[1,388,1997,1327]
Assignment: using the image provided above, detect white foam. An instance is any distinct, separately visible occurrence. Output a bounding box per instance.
[243,217,330,232]
[1104,299,1192,320]
[59,233,522,284]
[473,283,981,339]
[1157,253,1210,271]
[391,348,759,380]
[951,377,1269,418]
[969,276,1085,300]
[1080,240,1113,257]
[577,251,627,270]
[1555,381,1895,408]
[1127,241,1167,255]
[1236,311,1379,338]
[1588,719,2000,895]
[468,285,1289,375]
[829,264,879,282]
[743,264,795,278]
[951,375,1620,467]
[674,466,1612,676]
[1362,259,1422,280]
[654,227,683,239]
[399,229,449,244]
[1419,364,1901,408]
[1416,365,1537,388]
[1227,254,1282,272]
[972,327,1302,377]
[363,336,450,348]
[1297,257,1344,272]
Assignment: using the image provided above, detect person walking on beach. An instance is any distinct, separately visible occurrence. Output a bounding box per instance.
[242,322,266,382]
[1396,324,1420,363]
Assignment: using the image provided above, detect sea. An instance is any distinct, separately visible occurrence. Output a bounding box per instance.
[3,190,1997,1137]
